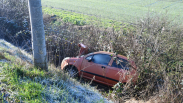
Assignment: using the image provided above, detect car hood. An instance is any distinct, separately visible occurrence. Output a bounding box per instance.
[78,43,88,56]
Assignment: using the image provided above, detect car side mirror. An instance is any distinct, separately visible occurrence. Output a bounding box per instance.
[88,58,92,62]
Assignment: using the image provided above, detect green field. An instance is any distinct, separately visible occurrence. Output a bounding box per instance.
[42,0,183,24]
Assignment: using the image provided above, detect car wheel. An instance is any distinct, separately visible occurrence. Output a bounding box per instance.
[64,65,78,78]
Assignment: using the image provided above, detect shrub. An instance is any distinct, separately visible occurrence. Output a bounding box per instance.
[43,14,183,102]
[109,15,183,102]
[0,0,29,28]
[0,0,31,50]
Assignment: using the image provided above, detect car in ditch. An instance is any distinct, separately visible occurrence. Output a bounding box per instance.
[61,43,138,86]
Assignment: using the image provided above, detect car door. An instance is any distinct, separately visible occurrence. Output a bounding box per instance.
[80,53,112,82]
[105,57,130,86]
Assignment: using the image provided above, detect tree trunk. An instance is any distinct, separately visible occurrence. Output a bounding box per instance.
[28,0,48,71]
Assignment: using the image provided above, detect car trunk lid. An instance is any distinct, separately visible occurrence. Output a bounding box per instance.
[78,43,88,56]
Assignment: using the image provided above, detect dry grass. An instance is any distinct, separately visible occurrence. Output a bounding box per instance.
[44,14,183,102]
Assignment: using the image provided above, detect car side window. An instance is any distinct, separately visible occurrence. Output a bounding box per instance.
[112,57,129,70]
[92,54,111,66]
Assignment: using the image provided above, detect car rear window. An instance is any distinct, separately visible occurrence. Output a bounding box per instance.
[112,57,129,70]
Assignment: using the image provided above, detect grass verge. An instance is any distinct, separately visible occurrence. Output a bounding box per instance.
[0,52,45,102]
[0,45,110,103]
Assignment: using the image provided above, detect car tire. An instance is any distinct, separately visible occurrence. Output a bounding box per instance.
[64,65,78,78]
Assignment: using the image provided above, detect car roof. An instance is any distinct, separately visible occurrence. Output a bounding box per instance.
[92,51,128,60]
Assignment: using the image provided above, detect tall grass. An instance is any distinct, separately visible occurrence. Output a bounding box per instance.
[44,13,183,102]
[109,15,183,102]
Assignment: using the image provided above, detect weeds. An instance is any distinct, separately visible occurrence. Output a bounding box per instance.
[109,15,183,102]
[43,13,183,102]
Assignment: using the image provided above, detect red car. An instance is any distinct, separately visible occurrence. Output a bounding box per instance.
[61,44,138,86]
